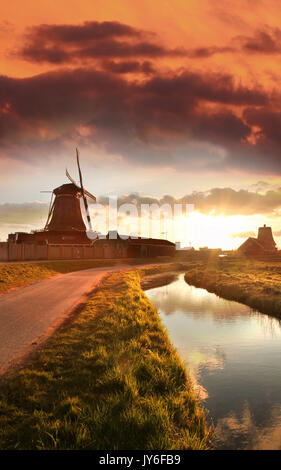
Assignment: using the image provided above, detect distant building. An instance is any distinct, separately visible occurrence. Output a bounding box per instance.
[199,247,222,254]
[238,225,277,256]
[175,241,194,251]
[93,233,175,258]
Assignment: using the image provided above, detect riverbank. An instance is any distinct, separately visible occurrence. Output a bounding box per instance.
[141,272,179,290]
[0,269,209,450]
[184,256,281,319]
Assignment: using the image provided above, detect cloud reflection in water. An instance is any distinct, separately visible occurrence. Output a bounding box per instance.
[146,274,281,449]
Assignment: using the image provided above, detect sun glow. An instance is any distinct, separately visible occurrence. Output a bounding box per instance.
[179,212,276,250]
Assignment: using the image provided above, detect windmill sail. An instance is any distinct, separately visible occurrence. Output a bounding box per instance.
[76,148,93,232]
[66,168,96,201]
[44,191,55,230]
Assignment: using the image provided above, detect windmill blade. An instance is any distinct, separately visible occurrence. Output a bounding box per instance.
[76,148,93,231]
[44,192,55,230]
[83,188,96,202]
[76,148,84,188]
[66,168,96,201]
[66,168,78,187]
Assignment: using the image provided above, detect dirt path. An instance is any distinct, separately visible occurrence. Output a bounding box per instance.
[0,264,150,375]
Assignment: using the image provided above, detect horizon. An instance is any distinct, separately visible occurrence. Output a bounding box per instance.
[1,1,281,248]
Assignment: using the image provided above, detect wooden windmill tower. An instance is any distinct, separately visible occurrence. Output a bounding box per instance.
[44,149,96,236]
[9,149,96,245]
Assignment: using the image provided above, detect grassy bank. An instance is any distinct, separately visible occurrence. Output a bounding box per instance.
[0,270,209,450]
[0,257,178,295]
[0,260,116,294]
[184,256,281,319]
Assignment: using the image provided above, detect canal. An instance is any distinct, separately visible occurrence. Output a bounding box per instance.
[146,273,281,450]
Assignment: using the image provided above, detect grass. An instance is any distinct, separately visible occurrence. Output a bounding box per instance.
[0,270,210,450]
[0,260,116,294]
[184,255,281,319]
[0,257,177,295]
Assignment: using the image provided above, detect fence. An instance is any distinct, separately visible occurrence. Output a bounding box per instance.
[0,241,174,262]
[0,243,98,262]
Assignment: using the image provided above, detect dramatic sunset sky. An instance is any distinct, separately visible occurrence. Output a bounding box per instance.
[1,0,281,248]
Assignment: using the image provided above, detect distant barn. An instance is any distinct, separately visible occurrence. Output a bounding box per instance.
[238,225,277,256]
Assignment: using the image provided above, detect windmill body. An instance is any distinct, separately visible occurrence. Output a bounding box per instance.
[45,183,86,232]
[8,151,95,245]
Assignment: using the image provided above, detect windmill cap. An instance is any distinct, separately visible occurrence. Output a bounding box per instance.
[53,183,81,196]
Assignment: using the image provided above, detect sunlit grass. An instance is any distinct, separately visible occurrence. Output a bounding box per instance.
[184,256,281,319]
[0,270,210,450]
[0,258,178,295]
[0,260,119,294]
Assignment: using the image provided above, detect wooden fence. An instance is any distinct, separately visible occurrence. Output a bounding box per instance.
[0,243,99,262]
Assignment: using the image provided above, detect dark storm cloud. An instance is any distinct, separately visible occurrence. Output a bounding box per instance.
[191,27,281,57]
[243,107,281,144]
[0,67,266,143]
[101,60,155,75]
[186,27,281,57]
[20,39,186,64]
[185,28,281,58]
[0,63,280,174]
[18,20,186,64]
[18,21,281,66]
[185,46,234,58]
[0,68,129,148]
[189,111,251,143]
[99,187,281,216]
[140,71,268,108]
[186,27,281,58]
[236,28,281,54]
[24,21,144,43]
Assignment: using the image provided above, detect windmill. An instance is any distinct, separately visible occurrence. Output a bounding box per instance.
[65,148,96,232]
[44,149,96,234]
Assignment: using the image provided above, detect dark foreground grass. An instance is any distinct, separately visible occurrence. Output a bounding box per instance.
[184,256,281,319]
[0,257,175,295]
[0,270,209,450]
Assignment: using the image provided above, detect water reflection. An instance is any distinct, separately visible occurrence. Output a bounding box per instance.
[215,402,281,450]
[146,274,281,450]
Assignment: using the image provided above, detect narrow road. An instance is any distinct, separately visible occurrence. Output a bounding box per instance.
[0,264,145,374]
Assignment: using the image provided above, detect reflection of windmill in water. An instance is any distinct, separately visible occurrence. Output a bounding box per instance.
[44,149,96,235]
[9,149,97,245]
